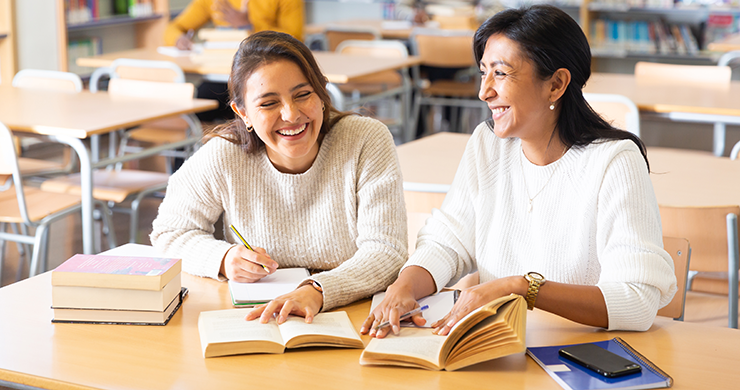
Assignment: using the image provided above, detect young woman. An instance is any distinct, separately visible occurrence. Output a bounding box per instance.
[363,5,677,337]
[151,31,407,324]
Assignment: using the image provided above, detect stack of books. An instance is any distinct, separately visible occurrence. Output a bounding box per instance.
[51,253,183,325]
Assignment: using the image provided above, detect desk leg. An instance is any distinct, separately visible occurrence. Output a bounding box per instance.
[49,135,94,255]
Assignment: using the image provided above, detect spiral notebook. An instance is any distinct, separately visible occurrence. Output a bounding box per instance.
[527,338,673,390]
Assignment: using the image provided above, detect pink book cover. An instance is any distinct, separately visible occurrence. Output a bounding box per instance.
[55,254,179,276]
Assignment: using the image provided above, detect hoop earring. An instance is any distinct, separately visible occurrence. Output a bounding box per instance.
[246,126,254,132]
[322,103,326,112]
[549,102,555,111]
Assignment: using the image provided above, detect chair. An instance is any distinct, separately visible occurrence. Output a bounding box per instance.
[89,58,201,174]
[409,28,489,136]
[657,236,691,321]
[323,25,381,52]
[0,121,115,280]
[659,205,739,328]
[583,93,641,137]
[40,78,194,244]
[634,61,732,156]
[11,70,80,177]
[334,39,413,141]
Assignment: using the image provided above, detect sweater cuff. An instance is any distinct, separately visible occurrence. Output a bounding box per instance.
[402,245,455,293]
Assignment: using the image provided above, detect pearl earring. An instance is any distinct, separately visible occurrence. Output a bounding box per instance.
[549,102,555,111]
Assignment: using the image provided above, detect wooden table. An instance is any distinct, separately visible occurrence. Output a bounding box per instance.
[708,33,740,52]
[397,132,740,211]
[1,270,739,390]
[0,86,217,254]
[76,48,421,85]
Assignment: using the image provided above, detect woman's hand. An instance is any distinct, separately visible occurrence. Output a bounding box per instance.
[221,245,278,283]
[213,0,251,28]
[245,285,323,324]
[175,33,193,50]
[360,283,424,338]
[431,276,521,336]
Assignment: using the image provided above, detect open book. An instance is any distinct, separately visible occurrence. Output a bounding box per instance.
[360,294,526,371]
[198,308,364,358]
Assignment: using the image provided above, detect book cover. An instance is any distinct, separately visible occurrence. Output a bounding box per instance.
[52,274,182,311]
[198,309,363,358]
[52,287,187,326]
[228,268,309,306]
[360,294,526,371]
[527,338,673,390]
[52,254,181,291]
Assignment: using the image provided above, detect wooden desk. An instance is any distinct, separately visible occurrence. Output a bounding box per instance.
[396,132,740,210]
[0,271,738,389]
[0,86,217,254]
[76,48,421,85]
[708,33,740,52]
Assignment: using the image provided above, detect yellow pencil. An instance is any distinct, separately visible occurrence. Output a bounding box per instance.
[229,224,269,272]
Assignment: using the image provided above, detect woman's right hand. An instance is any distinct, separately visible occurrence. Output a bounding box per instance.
[221,245,278,283]
[360,283,425,338]
[175,34,193,50]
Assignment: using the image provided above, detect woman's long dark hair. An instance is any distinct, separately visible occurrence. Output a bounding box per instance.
[474,5,649,170]
[205,31,350,153]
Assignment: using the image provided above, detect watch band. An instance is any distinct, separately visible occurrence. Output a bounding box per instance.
[524,272,545,310]
[300,279,323,293]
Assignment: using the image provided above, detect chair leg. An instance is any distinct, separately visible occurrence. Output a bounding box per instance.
[714,122,727,157]
[96,201,117,249]
[29,224,48,278]
[727,213,739,329]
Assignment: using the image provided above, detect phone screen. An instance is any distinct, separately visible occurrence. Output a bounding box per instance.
[559,343,641,378]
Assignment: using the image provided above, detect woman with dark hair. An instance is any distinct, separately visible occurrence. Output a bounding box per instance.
[363,5,676,337]
[151,31,408,323]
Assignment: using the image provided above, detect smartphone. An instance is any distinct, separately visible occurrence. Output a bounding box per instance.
[559,343,641,378]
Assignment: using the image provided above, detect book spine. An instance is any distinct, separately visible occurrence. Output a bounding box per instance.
[613,337,674,386]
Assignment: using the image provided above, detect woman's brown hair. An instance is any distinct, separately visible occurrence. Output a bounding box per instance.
[205,30,350,152]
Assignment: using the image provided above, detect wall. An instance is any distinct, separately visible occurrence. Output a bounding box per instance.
[306,0,382,24]
[15,0,60,71]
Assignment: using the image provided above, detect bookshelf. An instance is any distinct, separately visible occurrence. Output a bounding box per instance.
[579,0,740,65]
[0,0,16,84]
[55,0,170,75]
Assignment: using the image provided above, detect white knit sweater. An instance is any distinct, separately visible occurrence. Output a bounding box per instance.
[150,116,408,311]
[405,123,677,331]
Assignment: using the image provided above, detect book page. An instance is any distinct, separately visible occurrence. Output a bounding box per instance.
[229,268,309,304]
[362,327,446,369]
[198,309,284,347]
[370,291,456,328]
[279,311,363,349]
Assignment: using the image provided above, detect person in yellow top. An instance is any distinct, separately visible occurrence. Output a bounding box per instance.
[165,0,304,49]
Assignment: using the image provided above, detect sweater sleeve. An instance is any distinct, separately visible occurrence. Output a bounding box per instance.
[595,145,677,331]
[164,0,214,46]
[402,126,484,292]
[149,141,236,280]
[249,0,305,41]
[308,120,408,311]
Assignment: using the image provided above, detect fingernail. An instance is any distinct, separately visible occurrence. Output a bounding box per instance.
[392,325,399,335]
[360,326,366,333]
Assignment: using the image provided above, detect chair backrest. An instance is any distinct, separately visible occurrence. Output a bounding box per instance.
[0,121,32,224]
[431,14,477,30]
[657,236,691,320]
[324,26,381,52]
[718,50,740,68]
[108,78,195,101]
[635,61,731,89]
[410,28,475,68]
[12,69,83,92]
[90,59,186,92]
[335,40,408,85]
[659,205,740,273]
[583,93,641,137]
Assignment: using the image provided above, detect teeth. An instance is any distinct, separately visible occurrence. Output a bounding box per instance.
[491,107,508,114]
[277,124,307,136]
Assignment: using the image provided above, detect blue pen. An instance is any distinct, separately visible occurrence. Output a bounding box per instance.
[375,305,430,330]
[229,224,269,272]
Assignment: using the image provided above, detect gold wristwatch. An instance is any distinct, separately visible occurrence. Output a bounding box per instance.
[524,272,546,310]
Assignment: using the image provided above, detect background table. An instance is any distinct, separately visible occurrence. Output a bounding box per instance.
[0,86,217,254]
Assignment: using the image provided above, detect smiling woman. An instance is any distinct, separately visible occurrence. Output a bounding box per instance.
[150,31,408,324]
[364,5,677,338]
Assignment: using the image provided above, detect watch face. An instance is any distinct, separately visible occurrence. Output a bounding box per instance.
[527,272,545,282]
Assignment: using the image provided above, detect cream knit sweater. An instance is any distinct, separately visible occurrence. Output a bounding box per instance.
[150,116,408,311]
[405,123,677,331]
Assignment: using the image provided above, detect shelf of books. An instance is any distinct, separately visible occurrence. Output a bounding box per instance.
[60,0,169,75]
[582,0,740,63]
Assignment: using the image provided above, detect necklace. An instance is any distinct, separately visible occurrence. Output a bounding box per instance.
[519,145,568,213]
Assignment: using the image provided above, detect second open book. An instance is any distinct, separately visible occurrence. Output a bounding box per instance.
[360,294,527,371]
[198,309,363,358]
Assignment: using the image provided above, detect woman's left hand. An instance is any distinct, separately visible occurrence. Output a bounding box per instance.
[431,276,521,336]
[244,285,323,324]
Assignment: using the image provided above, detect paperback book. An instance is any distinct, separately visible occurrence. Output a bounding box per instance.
[52,253,181,291]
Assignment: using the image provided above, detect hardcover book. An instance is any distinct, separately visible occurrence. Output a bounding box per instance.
[527,338,673,390]
[198,308,363,358]
[52,254,181,291]
[360,294,526,371]
[52,274,182,311]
